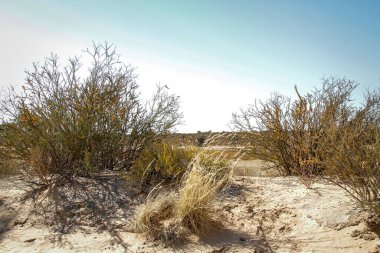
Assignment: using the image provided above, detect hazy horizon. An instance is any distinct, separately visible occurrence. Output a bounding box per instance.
[1,0,379,133]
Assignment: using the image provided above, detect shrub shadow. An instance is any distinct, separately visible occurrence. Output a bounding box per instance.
[199,228,275,253]
[0,177,28,244]
[0,198,15,237]
[21,173,139,251]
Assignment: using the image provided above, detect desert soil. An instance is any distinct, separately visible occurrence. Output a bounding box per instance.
[0,160,379,253]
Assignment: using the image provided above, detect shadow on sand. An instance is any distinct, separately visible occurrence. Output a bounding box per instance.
[15,173,141,251]
[198,227,275,253]
[0,198,15,238]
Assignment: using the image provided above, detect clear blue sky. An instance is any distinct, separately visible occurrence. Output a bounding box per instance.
[1,0,379,132]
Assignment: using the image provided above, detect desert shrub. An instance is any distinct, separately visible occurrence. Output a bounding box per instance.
[232,77,356,176]
[320,89,380,214]
[233,77,380,215]
[130,141,197,184]
[130,133,234,187]
[0,43,182,185]
[134,155,232,243]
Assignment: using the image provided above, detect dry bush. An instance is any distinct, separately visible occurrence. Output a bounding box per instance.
[134,153,232,244]
[0,43,182,186]
[232,77,356,176]
[320,89,380,214]
[233,77,380,215]
[130,141,197,185]
[129,133,235,188]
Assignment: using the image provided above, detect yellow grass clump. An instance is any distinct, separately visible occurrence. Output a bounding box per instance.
[134,191,176,235]
[175,162,228,236]
[134,155,232,244]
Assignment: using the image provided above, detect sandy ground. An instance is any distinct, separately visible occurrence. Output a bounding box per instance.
[0,161,379,253]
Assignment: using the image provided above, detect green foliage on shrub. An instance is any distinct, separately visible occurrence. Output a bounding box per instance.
[130,134,233,186]
[0,43,182,184]
[130,141,197,184]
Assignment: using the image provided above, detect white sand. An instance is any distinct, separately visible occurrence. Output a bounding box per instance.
[0,169,379,252]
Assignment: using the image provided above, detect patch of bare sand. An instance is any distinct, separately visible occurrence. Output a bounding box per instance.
[0,171,379,252]
[219,177,379,253]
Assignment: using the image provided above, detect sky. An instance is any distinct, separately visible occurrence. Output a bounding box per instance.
[0,0,379,132]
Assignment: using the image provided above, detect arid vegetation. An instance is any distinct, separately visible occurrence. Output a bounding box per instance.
[0,44,379,252]
[232,77,380,216]
[0,43,235,247]
[320,89,380,215]
[134,157,231,244]
[129,140,198,185]
[0,43,182,186]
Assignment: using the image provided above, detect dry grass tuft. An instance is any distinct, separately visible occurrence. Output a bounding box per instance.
[134,190,176,235]
[160,218,191,243]
[175,161,228,236]
[134,153,232,244]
